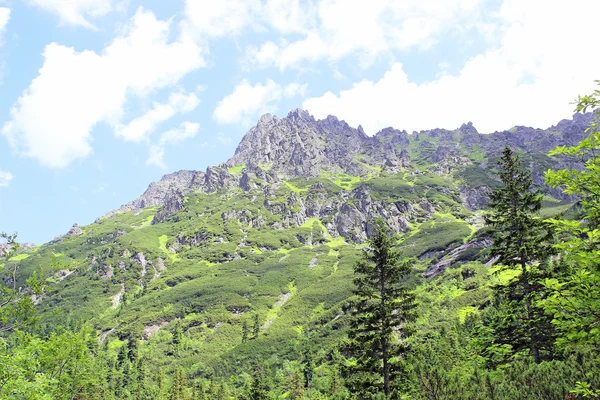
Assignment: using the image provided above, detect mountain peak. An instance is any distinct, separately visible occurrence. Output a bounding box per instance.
[459,121,478,134]
[286,108,314,122]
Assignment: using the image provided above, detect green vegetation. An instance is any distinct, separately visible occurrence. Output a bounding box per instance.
[2,89,600,398]
[227,164,246,174]
[483,146,557,364]
[342,220,416,397]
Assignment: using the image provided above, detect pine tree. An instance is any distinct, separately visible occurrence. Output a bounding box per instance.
[485,145,556,363]
[290,370,304,399]
[194,379,206,400]
[242,321,249,343]
[248,366,270,400]
[207,376,217,398]
[342,219,417,399]
[169,368,186,400]
[329,368,343,399]
[252,314,260,339]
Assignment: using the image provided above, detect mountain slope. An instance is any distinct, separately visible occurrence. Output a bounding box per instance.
[10,109,589,377]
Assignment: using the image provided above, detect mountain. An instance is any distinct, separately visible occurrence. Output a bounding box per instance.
[10,109,590,378]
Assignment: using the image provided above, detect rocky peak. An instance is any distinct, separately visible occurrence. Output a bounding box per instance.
[106,110,596,222]
[286,108,314,123]
[459,121,478,134]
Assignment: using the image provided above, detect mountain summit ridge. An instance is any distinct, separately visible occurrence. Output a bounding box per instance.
[110,109,593,219]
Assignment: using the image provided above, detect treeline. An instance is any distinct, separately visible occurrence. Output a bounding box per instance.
[1,87,600,399]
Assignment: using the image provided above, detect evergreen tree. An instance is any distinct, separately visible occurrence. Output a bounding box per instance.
[194,379,206,400]
[290,370,304,399]
[329,368,342,400]
[116,344,129,369]
[342,219,417,399]
[252,314,260,339]
[207,376,217,398]
[169,368,186,400]
[216,381,228,400]
[248,366,270,400]
[242,321,249,344]
[485,145,556,363]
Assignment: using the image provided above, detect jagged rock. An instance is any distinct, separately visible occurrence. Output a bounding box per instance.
[430,156,472,176]
[103,110,594,227]
[419,200,436,214]
[239,171,254,191]
[203,167,235,193]
[459,121,478,135]
[460,185,491,211]
[424,238,492,278]
[67,223,83,236]
[130,253,148,277]
[176,232,210,247]
[152,186,184,224]
[430,145,455,163]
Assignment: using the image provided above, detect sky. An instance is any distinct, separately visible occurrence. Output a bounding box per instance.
[0,0,599,244]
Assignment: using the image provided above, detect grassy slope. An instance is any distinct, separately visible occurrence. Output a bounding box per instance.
[11,157,573,378]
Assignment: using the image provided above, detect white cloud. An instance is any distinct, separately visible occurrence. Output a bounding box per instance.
[304,0,600,134]
[183,0,312,39]
[0,7,10,44]
[1,7,205,168]
[146,121,200,169]
[214,79,306,124]
[244,0,489,70]
[0,170,13,187]
[115,91,200,142]
[25,0,116,29]
[183,0,260,38]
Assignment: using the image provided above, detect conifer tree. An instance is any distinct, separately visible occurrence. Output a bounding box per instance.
[207,376,217,398]
[248,366,270,400]
[252,314,260,339]
[242,321,249,343]
[485,146,556,363]
[342,219,417,399]
[169,368,186,400]
[194,379,206,400]
[290,370,304,399]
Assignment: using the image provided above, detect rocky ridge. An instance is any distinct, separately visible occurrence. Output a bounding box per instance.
[100,109,591,272]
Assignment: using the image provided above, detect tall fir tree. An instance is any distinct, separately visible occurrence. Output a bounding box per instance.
[252,313,260,339]
[342,219,417,399]
[247,366,270,400]
[242,321,249,344]
[289,370,304,400]
[485,145,556,363]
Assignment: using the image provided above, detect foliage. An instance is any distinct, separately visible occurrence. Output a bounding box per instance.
[0,232,48,333]
[544,83,600,352]
[483,146,557,364]
[342,220,416,398]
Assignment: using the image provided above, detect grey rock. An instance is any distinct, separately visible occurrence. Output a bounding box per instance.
[67,223,83,236]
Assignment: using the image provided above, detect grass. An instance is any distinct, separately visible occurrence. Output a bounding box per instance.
[159,235,180,262]
[283,180,308,194]
[227,164,247,174]
[320,171,363,190]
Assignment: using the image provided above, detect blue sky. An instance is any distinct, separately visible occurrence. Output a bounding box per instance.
[0,0,599,244]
